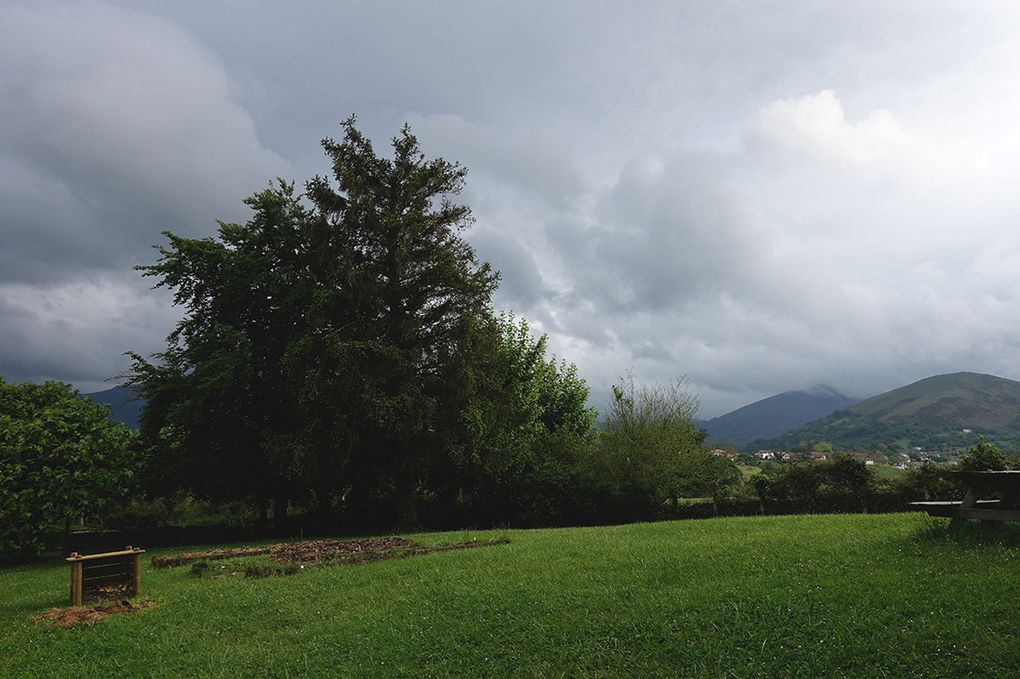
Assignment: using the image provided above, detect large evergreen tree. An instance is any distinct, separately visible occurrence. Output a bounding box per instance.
[133,119,499,527]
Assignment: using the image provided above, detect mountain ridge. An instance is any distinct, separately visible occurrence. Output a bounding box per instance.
[82,385,142,430]
[703,385,859,446]
[751,372,1020,451]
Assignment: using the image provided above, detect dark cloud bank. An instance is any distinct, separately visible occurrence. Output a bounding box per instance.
[4,1,1020,416]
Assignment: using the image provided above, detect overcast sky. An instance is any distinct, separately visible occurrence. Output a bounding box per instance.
[4,1,1020,417]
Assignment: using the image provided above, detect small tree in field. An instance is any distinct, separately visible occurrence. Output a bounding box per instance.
[600,373,716,514]
[0,379,136,561]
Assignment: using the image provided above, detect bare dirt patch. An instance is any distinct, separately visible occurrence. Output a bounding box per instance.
[34,600,155,628]
[270,537,511,567]
[155,536,511,576]
[270,537,418,565]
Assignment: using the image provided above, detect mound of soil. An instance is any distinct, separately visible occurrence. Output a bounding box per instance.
[34,600,155,628]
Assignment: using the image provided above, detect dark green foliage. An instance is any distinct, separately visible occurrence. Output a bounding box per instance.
[885,463,961,502]
[425,313,599,527]
[130,180,317,515]
[132,120,606,530]
[595,374,733,519]
[760,455,874,513]
[0,378,137,561]
[189,562,210,577]
[959,438,1010,471]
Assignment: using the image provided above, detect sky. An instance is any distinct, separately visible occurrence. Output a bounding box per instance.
[4,1,1020,417]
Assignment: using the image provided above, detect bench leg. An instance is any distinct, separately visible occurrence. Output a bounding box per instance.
[951,488,980,526]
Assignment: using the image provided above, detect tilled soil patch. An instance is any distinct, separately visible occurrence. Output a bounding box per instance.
[34,600,155,628]
[269,537,511,566]
[270,537,418,565]
[153,536,511,574]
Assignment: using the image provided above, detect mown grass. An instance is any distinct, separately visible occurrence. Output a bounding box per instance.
[2,514,1020,677]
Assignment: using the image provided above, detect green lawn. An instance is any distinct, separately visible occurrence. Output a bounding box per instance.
[3,513,1020,677]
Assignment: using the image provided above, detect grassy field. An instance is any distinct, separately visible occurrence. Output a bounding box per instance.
[737,463,762,480]
[871,463,909,480]
[3,513,1020,677]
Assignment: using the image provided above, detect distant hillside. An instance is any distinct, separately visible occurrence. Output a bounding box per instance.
[703,386,858,446]
[752,372,1020,452]
[82,385,142,430]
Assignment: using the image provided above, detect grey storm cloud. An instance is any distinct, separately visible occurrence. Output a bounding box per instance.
[5,0,1020,414]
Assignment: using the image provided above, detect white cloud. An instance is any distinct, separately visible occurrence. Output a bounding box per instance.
[496,89,1020,415]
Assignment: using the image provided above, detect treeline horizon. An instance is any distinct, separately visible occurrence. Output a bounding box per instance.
[2,120,1014,562]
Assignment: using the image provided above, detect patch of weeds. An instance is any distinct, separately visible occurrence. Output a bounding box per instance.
[190,561,210,577]
[243,563,299,578]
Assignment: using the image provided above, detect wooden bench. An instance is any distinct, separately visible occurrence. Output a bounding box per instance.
[911,471,1020,523]
[66,546,145,606]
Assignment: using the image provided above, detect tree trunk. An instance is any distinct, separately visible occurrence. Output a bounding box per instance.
[393,470,421,531]
[256,497,269,524]
[315,485,332,520]
[274,494,288,523]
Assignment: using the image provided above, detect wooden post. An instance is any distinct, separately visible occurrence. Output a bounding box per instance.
[69,553,83,606]
[130,547,141,596]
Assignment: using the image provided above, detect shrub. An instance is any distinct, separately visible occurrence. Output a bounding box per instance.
[959,439,1010,471]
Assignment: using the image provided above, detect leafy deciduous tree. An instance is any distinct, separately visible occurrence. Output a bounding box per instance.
[0,379,136,561]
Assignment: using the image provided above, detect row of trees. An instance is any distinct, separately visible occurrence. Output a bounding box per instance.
[0,120,727,561]
[122,120,718,534]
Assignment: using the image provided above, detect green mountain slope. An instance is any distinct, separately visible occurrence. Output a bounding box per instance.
[751,372,1020,452]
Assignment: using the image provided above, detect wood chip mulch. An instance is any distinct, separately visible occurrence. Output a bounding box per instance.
[33,600,155,628]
